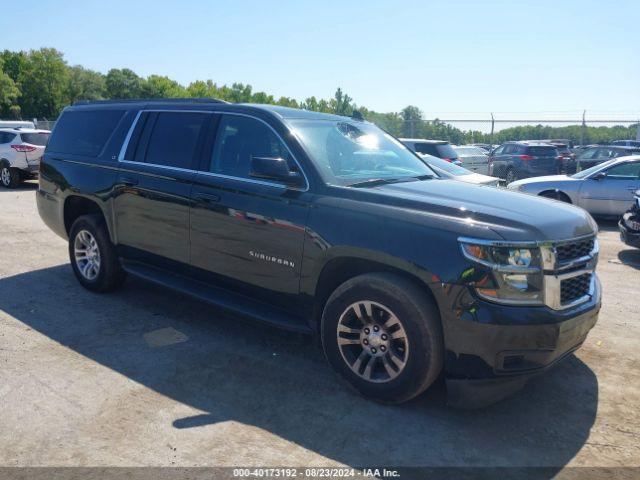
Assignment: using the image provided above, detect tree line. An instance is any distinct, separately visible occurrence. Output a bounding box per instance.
[1,47,637,145]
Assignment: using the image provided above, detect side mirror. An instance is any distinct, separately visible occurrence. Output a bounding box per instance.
[592,171,607,180]
[250,156,304,188]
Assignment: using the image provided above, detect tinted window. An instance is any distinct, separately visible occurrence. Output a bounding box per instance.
[144,112,207,169]
[47,110,124,157]
[211,115,293,179]
[21,132,50,146]
[527,146,558,156]
[595,148,617,159]
[605,162,640,179]
[0,132,15,144]
[435,143,458,159]
[413,142,438,156]
[578,148,598,160]
[502,144,517,154]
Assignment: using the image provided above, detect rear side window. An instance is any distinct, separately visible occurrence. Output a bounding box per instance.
[47,110,124,157]
[21,132,50,146]
[435,143,458,159]
[138,112,208,169]
[0,132,16,144]
[527,146,558,156]
[413,143,438,156]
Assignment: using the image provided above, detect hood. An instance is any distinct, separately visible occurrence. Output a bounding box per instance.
[361,179,597,242]
[508,175,578,189]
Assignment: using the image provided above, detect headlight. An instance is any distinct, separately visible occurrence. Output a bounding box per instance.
[460,241,544,305]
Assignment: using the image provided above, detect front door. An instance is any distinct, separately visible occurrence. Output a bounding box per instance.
[579,161,640,215]
[113,110,210,266]
[189,113,309,301]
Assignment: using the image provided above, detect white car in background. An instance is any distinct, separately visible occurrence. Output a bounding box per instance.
[0,128,51,188]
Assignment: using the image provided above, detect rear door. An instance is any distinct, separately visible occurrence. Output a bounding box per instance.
[114,110,210,266]
[580,161,640,215]
[189,113,309,302]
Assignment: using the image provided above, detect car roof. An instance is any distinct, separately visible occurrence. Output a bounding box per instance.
[0,127,50,134]
[506,141,556,146]
[399,138,448,144]
[69,98,351,122]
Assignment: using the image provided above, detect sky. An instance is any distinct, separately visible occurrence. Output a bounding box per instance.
[1,0,639,126]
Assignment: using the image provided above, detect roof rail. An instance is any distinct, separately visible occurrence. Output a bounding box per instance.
[73,98,229,106]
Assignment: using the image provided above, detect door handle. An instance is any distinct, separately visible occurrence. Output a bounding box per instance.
[194,192,220,204]
[121,177,139,186]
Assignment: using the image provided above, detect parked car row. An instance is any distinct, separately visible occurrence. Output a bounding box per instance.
[507,156,640,217]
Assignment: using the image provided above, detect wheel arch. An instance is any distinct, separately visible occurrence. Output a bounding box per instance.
[538,189,572,203]
[63,195,115,242]
[311,254,441,333]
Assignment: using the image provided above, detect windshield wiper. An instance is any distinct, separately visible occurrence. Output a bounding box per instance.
[348,175,435,188]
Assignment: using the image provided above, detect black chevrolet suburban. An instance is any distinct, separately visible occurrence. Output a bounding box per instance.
[37,99,601,407]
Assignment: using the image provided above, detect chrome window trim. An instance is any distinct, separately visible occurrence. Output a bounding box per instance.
[117,109,309,192]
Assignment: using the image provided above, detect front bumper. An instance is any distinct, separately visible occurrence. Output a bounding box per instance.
[441,276,601,408]
[619,213,640,248]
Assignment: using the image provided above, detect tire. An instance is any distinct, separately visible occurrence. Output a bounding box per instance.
[505,168,517,185]
[1,165,22,188]
[68,214,126,292]
[321,272,443,404]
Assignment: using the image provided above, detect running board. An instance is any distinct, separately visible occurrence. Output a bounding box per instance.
[121,260,312,333]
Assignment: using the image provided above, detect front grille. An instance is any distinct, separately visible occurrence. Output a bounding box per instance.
[556,237,595,262]
[560,273,592,304]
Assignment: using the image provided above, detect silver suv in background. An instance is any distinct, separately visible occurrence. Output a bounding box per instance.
[0,128,50,188]
[452,145,490,174]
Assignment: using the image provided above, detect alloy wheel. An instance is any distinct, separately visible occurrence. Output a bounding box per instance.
[74,229,101,280]
[336,300,409,383]
[1,167,10,187]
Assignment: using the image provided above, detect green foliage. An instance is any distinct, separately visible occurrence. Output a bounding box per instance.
[16,48,69,118]
[0,47,637,144]
[105,68,144,99]
[0,58,20,117]
[67,66,106,104]
[140,75,186,98]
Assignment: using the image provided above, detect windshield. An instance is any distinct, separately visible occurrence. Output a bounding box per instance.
[421,154,472,176]
[289,120,436,186]
[571,159,618,179]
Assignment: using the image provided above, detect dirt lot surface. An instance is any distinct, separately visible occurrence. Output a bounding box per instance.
[1,182,639,473]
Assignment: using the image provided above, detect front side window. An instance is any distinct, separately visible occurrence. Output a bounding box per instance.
[289,119,435,186]
[605,162,640,179]
[143,112,207,169]
[210,115,294,180]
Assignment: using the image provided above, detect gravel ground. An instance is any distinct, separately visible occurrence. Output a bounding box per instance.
[0,182,639,473]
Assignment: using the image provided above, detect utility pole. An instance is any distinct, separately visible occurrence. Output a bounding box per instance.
[490,113,495,145]
[580,110,586,146]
